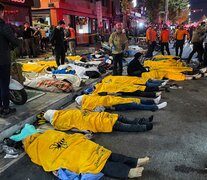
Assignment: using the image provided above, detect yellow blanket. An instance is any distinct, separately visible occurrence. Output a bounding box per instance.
[93,83,146,94]
[142,70,186,81]
[102,75,149,85]
[82,95,141,111]
[66,56,82,61]
[22,61,57,73]
[24,131,111,173]
[53,109,118,132]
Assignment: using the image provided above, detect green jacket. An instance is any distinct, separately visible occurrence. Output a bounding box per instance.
[109,32,128,54]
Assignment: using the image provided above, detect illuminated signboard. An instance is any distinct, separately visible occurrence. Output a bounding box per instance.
[11,0,26,3]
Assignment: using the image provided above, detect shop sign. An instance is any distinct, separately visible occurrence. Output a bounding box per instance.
[0,0,33,6]
[11,0,25,3]
[96,1,103,28]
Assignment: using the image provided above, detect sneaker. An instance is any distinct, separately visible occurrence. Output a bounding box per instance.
[2,145,18,155]
[146,123,153,131]
[0,107,16,118]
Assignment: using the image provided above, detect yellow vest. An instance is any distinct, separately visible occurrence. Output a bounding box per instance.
[93,83,146,94]
[24,131,111,173]
[102,75,148,85]
[82,95,141,111]
[52,109,118,132]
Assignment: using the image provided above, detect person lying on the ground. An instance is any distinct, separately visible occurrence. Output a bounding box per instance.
[43,109,154,133]
[92,83,164,99]
[102,75,169,88]
[75,94,167,112]
[11,125,150,179]
[127,53,204,81]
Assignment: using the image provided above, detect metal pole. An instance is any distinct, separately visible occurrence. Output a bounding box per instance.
[165,0,169,23]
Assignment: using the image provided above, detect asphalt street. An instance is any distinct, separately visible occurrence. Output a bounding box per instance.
[0,77,207,180]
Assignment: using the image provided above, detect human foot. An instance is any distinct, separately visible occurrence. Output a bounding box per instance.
[128,167,144,178]
[137,156,150,167]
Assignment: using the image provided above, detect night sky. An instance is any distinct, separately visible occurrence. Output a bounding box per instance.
[190,0,207,22]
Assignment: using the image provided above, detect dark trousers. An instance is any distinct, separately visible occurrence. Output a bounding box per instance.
[40,37,47,50]
[114,100,158,112]
[0,64,11,109]
[175,40,184,58]
[121,90,157,98]
[146,41,156,58]
[55,47,65,66]
[113,53,123,75]
[188,42,204,63]
[101,153,137,179]
[113,116,146,132]
[161,42,170,55]
[204,43,207,66]
[24,38,36,57]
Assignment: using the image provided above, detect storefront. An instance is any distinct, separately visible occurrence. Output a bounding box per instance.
[32,0,113,45]
[0,0,34,26]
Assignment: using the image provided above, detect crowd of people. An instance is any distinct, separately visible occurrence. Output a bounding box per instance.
[145,22,207,67]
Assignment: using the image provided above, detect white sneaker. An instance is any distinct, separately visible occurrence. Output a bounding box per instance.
[200,67,207,73]
[157,102,167,109]
[161,80,169,87]
[154,95,161,104]
[156,92,162,97]
[193,73,202,79]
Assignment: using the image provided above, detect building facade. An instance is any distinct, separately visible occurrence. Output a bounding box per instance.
[32,0,113,44]
[0,0,34,25]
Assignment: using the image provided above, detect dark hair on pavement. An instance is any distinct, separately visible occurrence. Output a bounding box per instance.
[58,20,65,25]
[0,3,4,11]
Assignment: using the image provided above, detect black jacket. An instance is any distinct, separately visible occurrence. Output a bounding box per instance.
[0,19,19,65]
[127,53,147,76]
[50,27,65,50]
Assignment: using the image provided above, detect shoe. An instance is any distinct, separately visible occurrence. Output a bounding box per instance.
[136,118,149,125]
[0,106,3,114]
[192,73,202,80]
[146,123,153,131]
[0,107,16,118]
[2,145,18,155]
[148,115,154,122]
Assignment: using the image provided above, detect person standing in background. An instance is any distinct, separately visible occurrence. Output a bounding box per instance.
[160,24,171,55]
[174,25,190,58]
[0,3,19,117]
[23,22,36,58]
[145,24,157,58]
[109,23,128,76]
[50,20,66,66]
[67,24,76,55]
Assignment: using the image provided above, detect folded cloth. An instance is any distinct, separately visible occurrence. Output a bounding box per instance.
[58,168,104,180]
[10,124,39,142]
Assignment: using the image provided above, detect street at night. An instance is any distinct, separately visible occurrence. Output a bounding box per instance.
[0,0,207,180]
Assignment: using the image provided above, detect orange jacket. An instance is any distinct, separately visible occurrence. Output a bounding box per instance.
[160,29,170,43]
[175,29,190,41]
[69,28,76,39]
[146,27,157,42]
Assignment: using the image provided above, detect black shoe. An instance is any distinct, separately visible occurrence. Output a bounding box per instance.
[148,115,154,122]
[0,106,3,114]
[136,118,149,125]
[0,107,16,118]
[146,123,153,131]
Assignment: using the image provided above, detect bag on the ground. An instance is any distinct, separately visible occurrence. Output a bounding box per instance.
[85,71,101,79]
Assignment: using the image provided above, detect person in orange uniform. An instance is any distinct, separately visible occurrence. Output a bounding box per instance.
[145,24,157,58]
[160,24,170,55]
[175,25,190,58]
[67,24,76,55]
